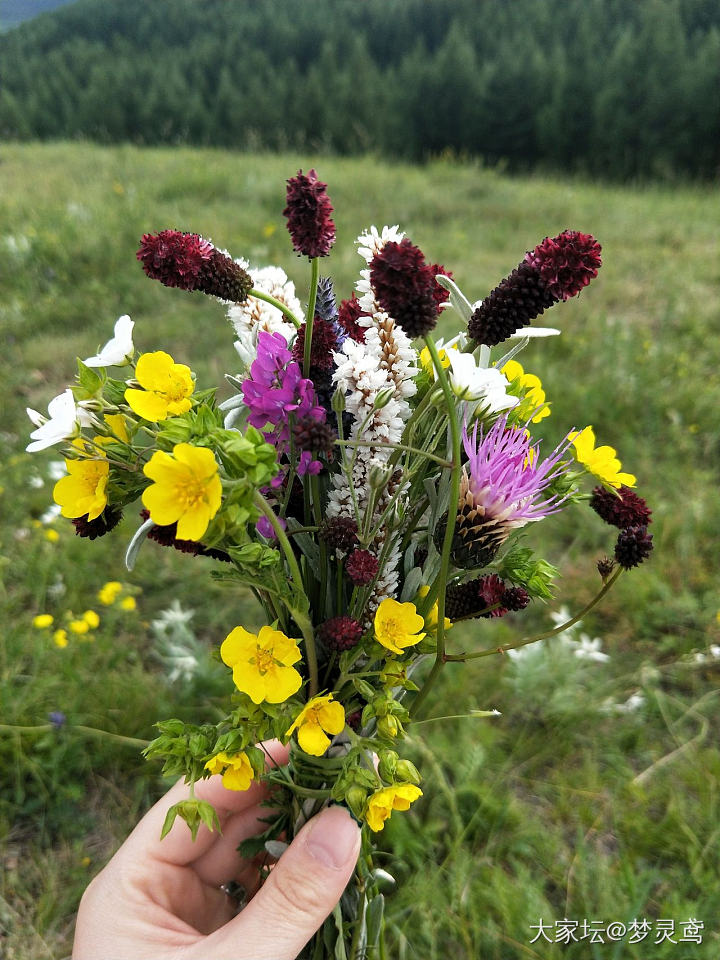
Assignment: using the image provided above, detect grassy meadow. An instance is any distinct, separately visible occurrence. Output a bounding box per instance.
[0,142,718,958]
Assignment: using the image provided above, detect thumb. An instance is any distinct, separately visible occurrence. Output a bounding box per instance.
[205,805,361,960]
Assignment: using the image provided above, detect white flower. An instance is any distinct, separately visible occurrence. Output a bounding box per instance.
[26,389,96,453]
[572,634,610,663]
[550,606,573,628]
[711,644,720,659]
[84,315,135,367]
[356,225,405,263]
[47,460,67,481]
[446,351,518,410]
[40,503,62,524]
[615,692,645,713]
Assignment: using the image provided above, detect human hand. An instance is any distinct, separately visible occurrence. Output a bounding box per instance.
[72,741,361,959]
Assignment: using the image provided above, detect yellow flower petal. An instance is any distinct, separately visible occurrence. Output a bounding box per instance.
[298,720,331,756]
[221,626,258,667]
[317,700,346,735]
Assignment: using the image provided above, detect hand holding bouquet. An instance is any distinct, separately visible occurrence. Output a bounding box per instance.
[29,169,652,957]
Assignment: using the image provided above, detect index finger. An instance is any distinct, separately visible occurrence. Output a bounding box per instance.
[121,739,290,868]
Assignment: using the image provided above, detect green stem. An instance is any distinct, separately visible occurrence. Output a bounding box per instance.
[253,492,319,697]
[445,568,623,662]
[410,336,463,718]
[336,438,452,467]
[249,287,301,328]
[0,722,148,749]
[303,257,320,378]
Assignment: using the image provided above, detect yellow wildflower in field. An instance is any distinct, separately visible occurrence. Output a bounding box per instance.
[204,751,254,791]
[375,598,425,655]
[365,783,423,832]
[33,614,53,629]
[416,586,452,634]
[53,629,68,648]
[98,581,123,605]
[569,426,636,488]
[501,359,550,423]
[142,443,222,541]
[53,456,109,521]
[69,619,90,635]
[44,528,60,543]
[221,625,302,704]
[119,595,136,612]
[125,351,193,422]
[82,610,100,629]
[285,694,345,756]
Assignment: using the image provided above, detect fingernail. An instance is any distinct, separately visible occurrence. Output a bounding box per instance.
[306,805,360,869]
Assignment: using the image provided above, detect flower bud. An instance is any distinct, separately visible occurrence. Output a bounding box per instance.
[345,785,368,819]
[377,715,401,739]
[395,759,422,785]
[378,749,399,782]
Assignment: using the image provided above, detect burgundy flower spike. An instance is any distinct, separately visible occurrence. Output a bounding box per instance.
[468,229,602,346]
[283,169,336,258]
[369,238,451,338]
[136,230,253,302]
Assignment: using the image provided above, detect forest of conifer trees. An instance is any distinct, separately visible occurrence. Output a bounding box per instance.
[1,0,719,180]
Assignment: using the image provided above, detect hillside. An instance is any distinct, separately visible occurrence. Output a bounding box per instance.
[1,0,719,179]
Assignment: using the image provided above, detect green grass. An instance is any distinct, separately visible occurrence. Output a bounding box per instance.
[1,142,718,958]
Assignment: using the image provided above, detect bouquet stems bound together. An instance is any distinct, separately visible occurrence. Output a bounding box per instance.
[28,168,653,958]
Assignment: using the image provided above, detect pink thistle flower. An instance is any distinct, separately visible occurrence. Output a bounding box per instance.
[136,230,252,302]
[283,169,336,259]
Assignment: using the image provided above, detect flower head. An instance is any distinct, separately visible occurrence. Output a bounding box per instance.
[283,169,336,258]
[364,783,423,832]
[590,484,651,527]
[524,230,602,301]
[142,443,222,541]
[83,315,135,367]
[614,525,653,569]
[220,624,302,704]
[446,351,518,411]
[346,549,379,587]
[369,239,450,338]
[285,694,345,756]
[317,616,363,652]
[33,614,54,629]
[501,359,550,423]
[416,585,452,633]
[204,751,254,791]
[98,581,123,605]
[125,351,194,422]
[337,293,368,343]
[569,427,636,489]
[137,230,253,302]
[71,505,123,539]
[26,389,96,453]
[374,598,425,656]
[449,416,569,568]
[53,455,109,521]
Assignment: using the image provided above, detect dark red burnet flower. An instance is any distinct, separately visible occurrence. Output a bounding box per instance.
[283,169,336,259]
[338,293,368,342]
[590,485,652,529]
[292,316,339,371]
[614,525,653,569]
[71,506,123,540]
[318,616,363,652]
[318,516,358,553]
[137,230,253,303]
[292,414,337,456]
[445,573,529,621]
[468,229,602,346]
[345,549,379,586]
[139,510,230,562]
[369,238,452,338]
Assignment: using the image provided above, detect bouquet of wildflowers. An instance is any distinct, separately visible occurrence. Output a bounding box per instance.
[27,169,653,957]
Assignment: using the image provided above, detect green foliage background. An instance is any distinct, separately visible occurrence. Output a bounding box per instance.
[2,0,720,179]
[0,143,718,957]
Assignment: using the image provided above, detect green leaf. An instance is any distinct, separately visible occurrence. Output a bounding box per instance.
[366,893,385,949]
[75,358,104,398]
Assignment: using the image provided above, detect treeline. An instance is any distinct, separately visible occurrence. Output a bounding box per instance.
[1,0,719,180]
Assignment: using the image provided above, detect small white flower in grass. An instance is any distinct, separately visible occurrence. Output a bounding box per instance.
[47,460,67,482]
[615,692,645,713]
[84,315,134,367]
[711,644,720,659]
[572,633,610,663]
[446,350,519,410]
[550,606,573,628]
[40,503,62,524]
[26,389,96,452]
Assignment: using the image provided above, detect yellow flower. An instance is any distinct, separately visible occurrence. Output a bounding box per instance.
[374,598,425,656]
[44,528,60,543]
[502,359,550,423]
[142,443,222,541]
[569,426,636,489]
[69,619,90,635]
[53,456,109,521]
[419,339,456,376]
[285,694,345,756]
[33,614,54,629]
[119,595,136,612]
[82,609,100,629]
[416,586,452,634]
[97,413,130,446]
[204,751,255,791]
[125,351,193,422]
[221,624,302,704]
[53,629,69,648]
[365,783,423,832]
[98,581,123,605]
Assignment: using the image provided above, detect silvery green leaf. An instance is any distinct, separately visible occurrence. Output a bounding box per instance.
[333,903,349,960]
[265,840,289,859]
[400,566,423,603]
[436,274,473,322]
[125,516,154,571]
[366,893,385,948]
[218,394,246,411]
[224,373,245,391]
[372,868,396,889]
[495,336,530,371]
[286,518,321,581]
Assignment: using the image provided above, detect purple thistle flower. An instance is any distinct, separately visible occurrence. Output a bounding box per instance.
[441,415,571,568]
